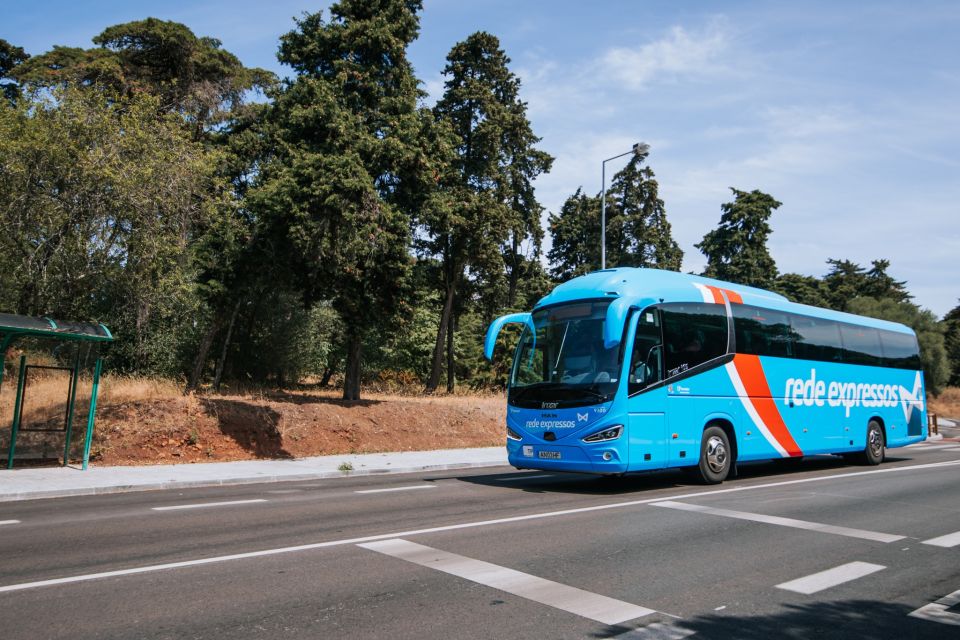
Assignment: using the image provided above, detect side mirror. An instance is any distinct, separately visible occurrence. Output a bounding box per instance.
[484,313,534,360]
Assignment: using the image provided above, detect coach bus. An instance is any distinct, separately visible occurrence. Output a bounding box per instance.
[484,268,927,483]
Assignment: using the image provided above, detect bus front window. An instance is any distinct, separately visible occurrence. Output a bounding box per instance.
[509,301,622,408]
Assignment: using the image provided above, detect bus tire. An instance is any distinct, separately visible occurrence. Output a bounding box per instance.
[696,426,731,484]
[858,420,885,466]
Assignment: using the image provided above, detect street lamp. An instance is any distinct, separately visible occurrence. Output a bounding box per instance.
[601,142,649,270]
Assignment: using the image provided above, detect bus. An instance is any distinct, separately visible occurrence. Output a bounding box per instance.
[484,268,927,483]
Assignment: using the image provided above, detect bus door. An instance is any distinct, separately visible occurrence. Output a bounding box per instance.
[626,307,668,470]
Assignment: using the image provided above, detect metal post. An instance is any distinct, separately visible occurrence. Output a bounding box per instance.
[6,355,27,469]
[61,349,82,466]
[81,357,103,470]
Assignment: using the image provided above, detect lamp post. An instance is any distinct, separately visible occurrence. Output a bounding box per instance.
[601,142,649,270]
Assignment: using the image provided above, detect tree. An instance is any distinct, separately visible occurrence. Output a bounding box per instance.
[773,273,829,307]
[697,188,781,288]
[12,18,274,138]
[944,302,960,387]
[253,1,426,401]
[423,31,552,392]
[548,151,681,279]
[847,297,950,395]
[822,258,911,312]
[0,39,28,104]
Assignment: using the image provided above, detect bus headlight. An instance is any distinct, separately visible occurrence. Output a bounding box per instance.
[582,425,623,443]
[507,426,523,441]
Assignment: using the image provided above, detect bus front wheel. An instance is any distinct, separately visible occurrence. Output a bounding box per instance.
[696,426,731,484]
[857,420,885,466]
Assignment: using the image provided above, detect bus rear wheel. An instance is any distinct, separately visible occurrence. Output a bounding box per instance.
[857,420,885,465]
[696,426,731,484]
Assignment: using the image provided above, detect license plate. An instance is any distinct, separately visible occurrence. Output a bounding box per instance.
[538,450,561,460]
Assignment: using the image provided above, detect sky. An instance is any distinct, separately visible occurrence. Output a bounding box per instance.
[4,0,959,316]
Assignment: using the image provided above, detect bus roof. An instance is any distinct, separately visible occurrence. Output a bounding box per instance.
[534,268,915,336]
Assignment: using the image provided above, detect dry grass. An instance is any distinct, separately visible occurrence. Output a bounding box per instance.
[929,387,960,420]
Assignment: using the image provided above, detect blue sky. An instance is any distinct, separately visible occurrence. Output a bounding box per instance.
[5,1,958,316]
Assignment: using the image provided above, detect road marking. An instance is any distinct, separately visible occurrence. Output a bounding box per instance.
[903,444,960,452]
[0,520,20,526]
[151,499,267,511]
[776,561,885,594]
[651,501,905,543]
[358,538,656,625]
[923,531,960,548]
[354,485,435,494]
[1,458,955,594]
[497,474,554,482]
[909,587,960,626]
[613,623,695,639]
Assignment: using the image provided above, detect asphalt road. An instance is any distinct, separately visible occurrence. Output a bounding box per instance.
[2,443,960,639]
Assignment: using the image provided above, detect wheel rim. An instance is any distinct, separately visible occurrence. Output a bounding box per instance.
[868,427,883,458]
[705,435,728,473]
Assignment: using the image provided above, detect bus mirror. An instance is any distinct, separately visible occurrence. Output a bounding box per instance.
[603,297,634,349]
[484,313,534,360]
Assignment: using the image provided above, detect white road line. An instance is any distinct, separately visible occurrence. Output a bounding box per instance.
[354,485,435,494]
[1,459,956,594]
[358,538,656,625]
[776,562,885,594]
[151,499,267,511]
[613,623,696,639]
[0,520,20,526]
[903,444,960,452]
[909,587,960,626]
[651,501,905,543]
[922,531,960,548]
[498,474,554,482]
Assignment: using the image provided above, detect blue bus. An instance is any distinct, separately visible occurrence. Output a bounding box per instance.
[484,268,927,483]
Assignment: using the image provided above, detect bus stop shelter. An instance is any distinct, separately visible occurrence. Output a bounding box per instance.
[0,313,113,470]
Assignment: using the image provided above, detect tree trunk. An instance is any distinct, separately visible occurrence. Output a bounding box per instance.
[426,280,455,393]
[185,317,223,393]
[507,231,520,309]
[319,367,333,388]
[212,300,241,392]
[343,330,363,402]
[446,308,455,393]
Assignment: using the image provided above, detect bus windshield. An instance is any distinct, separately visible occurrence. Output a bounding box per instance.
[509,301,622,408]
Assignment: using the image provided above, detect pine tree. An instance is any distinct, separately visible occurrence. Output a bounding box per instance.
[942,302,960,386]
[254,0,426,401]
[548,188,601,280]
[697,188,781,288]
[423,31,552,392]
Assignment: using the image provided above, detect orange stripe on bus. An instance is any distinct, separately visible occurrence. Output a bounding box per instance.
[721,288,743,304]
[704,285,725,305]
[733,355,803,457]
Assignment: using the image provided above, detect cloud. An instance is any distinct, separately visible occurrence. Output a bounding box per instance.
[600,22,731,91]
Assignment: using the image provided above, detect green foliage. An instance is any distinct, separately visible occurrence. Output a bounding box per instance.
[549,152,681,279]
[822,258,911,312]
[943,302,960,387]
[697,188,781,288]
[0,39,29,103]
[847,297,950,395]
[773,273,830,307]
[12,18,275,135]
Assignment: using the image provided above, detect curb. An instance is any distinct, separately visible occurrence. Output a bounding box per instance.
[0,459,509,503]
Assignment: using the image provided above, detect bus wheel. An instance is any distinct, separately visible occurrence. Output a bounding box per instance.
[697,426,731,484]
[858,420,885,466]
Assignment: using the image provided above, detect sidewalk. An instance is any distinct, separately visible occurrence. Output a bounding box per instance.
[0,447,509,502]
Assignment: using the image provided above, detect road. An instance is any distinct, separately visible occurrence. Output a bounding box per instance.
[2,443,960,639]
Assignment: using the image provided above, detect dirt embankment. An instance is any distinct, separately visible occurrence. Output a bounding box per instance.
[0,374,507,466]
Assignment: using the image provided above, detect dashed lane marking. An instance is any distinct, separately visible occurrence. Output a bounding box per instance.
[354,485,436,494]
[358,538,658,625]
[651,501,905,543]
[151,499,267,511]
[612,623,696,639]
[0,520,20,526]
[909,587,960,626]
[922,531,960,548]
[776,561,885,594]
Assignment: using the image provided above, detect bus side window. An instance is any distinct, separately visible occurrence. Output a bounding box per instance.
[661,303,728,377]
[629,308,662,394]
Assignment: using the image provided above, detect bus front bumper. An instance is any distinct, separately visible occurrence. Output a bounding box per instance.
[507,439,627,474]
